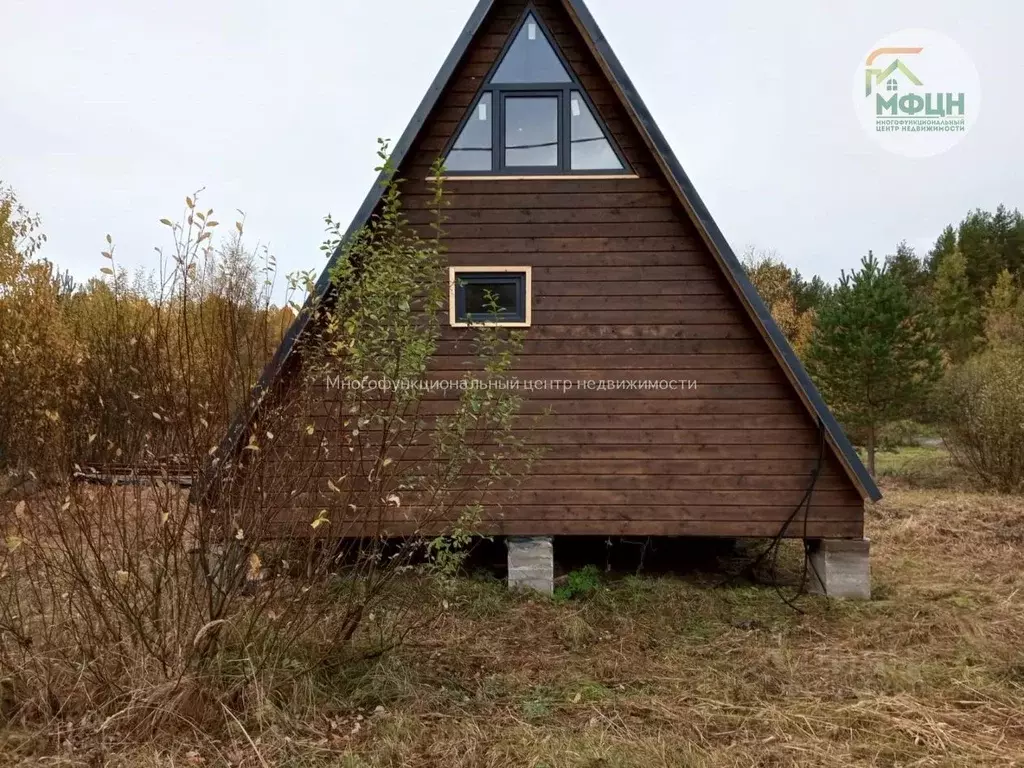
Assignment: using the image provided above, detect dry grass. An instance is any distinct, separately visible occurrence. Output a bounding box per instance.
[4,485,1024,767]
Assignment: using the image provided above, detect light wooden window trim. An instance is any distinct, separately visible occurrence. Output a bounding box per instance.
[449,266,532,328]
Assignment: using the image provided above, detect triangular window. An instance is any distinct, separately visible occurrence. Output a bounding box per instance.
[491,12,571,84]
[446,93,493,172]
[443,7,628,175]
[570,91,623,171]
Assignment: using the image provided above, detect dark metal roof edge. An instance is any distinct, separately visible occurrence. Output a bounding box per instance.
[191,0,499,503]
[563,0,880,502]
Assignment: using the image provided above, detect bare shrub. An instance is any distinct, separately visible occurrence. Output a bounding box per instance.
[0,190,343,738]
[0,147,535,747]
[939,347,1024,493]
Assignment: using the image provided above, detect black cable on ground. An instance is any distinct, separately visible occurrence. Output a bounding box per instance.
[718,419,829,613]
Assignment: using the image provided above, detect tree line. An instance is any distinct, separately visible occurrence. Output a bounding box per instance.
[745,205,1024,489]
[0,182,294,473]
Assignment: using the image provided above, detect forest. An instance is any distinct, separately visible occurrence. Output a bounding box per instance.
[743,204,1024,487]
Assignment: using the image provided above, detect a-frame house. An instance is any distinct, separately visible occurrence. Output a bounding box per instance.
[206,0,879,597]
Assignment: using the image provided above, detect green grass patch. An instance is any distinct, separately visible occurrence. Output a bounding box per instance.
[555,564,604,601]
[866,444,968,489]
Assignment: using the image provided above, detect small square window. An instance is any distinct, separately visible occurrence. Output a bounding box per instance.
[449,267,532,327]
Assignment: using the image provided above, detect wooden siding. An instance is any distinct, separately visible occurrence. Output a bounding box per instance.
[273,0,864,539]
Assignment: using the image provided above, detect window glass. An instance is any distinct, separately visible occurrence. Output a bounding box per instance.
[446,93,492,171]
[441,11,631,176]
[504,96,558,167]
[570,91,623,170]
[490,12,571,84]
[454,271,528,324]
[464,280,518,315]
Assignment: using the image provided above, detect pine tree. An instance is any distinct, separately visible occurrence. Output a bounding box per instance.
[791,271,832,315]
[927,225,958,273]
[885,241,928,302]
[807,253,942,476]
[927,206,1024,294]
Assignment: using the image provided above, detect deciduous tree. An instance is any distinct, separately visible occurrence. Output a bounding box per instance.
[983,269,1024,351]
[742,248,816,355]
[932,246,980,363]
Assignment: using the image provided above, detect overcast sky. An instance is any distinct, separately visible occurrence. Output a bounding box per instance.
[2,0,1021,295]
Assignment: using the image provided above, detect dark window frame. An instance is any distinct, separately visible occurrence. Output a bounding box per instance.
[442,5,632,176]
[450,268,532,327]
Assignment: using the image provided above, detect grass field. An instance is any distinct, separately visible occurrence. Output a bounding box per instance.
[4,482,1024,767]
[869,444,972,491]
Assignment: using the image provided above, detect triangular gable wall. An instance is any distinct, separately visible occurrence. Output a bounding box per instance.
[199,0,880,505]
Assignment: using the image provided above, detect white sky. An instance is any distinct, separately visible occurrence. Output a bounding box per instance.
[2,0,1021,294]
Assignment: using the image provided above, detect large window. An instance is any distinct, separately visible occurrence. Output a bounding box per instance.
[504,94,559,168]
[444,9,628,175]
[449,267,532,327]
